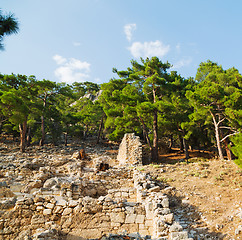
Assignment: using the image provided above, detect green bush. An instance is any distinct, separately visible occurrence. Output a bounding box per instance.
[230,133,242,169]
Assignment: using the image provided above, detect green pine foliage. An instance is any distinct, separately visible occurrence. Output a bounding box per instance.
[0,58,240,162]
[230,133,242,168]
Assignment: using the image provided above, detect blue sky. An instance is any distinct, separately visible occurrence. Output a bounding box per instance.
[1,0,242,84]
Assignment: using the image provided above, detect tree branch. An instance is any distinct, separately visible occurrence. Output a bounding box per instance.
[220,131,240,142]
[217,117,226,125]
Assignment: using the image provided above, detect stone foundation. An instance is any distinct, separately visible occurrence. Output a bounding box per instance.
[0,167,192,240]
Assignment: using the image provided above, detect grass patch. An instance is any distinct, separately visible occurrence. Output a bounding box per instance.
[137,167,145,171]
[156,176,173,183]
[153,164,161,168]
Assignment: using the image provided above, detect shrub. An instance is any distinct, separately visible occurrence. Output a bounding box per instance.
[230,133,242,169]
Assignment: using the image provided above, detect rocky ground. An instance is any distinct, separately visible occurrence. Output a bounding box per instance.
[0,138,241,239]
[145,149,242,239]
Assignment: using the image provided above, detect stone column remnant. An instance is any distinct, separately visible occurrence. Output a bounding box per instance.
[117,133,142,166]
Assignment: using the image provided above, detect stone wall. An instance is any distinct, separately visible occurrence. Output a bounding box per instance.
[0,167,192,240]
[117,133,143,166]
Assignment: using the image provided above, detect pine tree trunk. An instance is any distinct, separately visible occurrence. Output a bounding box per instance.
[210,111,224,160]
[83,126,89,140]
[26,127,31,147]
[168,135,173,153]
[183,137,190,159]
[19,120,27,153]
[224,138,232,160]
[139,117,152,150]
[64,133,68,146]
[215,124,224,160]
[179,135,184,152]
[39,115,45,146]
[152,110,159,162]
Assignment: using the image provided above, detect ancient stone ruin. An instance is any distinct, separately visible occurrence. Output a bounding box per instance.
[117,133,143,166]
[1,134,239,239]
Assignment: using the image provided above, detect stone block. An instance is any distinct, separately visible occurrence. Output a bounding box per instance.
[127,223,139,232]
[68,200,79,207]
[164,213,174,224]
[73,204,82,214]
[111,222,121,227]
[110,212,125,223]
[161,197,169,208]
[35,202,43,206]
[125,214,136,223]
[55,198,67,207]
[169,231,188,239]
[145,219,153,227]
[136,214,145,224]
[53,205,63,214]
[139,229,150,237]
[169,223,183,232]
[125,206,135,214]
[43,208,52,215]
[62,207,73,216]
[36,206,44,211]
[46,203,55,209]
[148,186,160,192]
[146,211,154,220]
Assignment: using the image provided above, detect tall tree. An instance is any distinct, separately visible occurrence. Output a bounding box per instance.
[35,80,61,146]
[187,61,241,160]
[102,57,172,162]
[0,9,19,50]
[0,74,37,152]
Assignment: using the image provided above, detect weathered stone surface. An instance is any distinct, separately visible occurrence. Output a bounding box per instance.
[135,214,145,224]
[43,208,52,215]
[0,142,195,240]
[32,228,59,240]
[169,223,183,232]
[169,231,188,239]
[110,212,126,223]
[161,197,169,208]
[62,207,72,216]
[117,133,142,166]
[31,214,45,225]
[148,186,160,192]
[0,197,16,210]
[43,178,57,188]
[125,214,136,223]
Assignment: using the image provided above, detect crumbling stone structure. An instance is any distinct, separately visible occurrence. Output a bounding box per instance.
[0,167,192,239]
[117,133,143,166]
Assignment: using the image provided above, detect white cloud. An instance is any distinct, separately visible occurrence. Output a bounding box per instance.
[53,55,67,65]
[53,55,91,84]
[128,40,170,59]
[124,23,136,42]
[172,57,192,69]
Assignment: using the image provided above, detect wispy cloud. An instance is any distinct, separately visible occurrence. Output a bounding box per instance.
[124,23,136,42]
[172,57,192,69]
[53,55,67,65]
[128,40,170,59]
[53,54,91,84]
